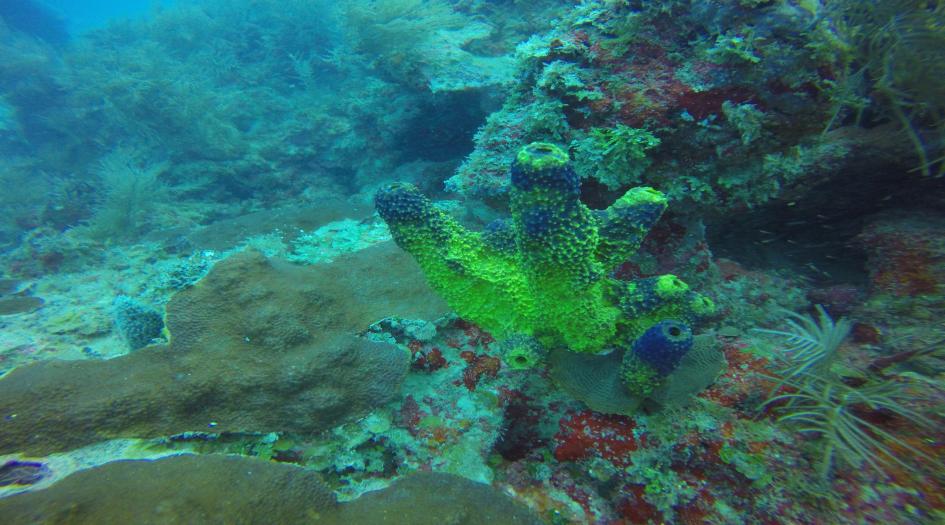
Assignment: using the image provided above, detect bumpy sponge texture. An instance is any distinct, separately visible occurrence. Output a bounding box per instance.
[112,295,165,351]
[499,334,546,370]
[376,183,532,338]
[620,320,694,396]
[376,142,714,355]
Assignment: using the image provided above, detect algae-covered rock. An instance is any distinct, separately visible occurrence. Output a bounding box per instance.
[0,296,43,316]
[0,278,43,316]
[0,456,542,525]
[0,454,337,525]
[0,279,21,296]
[324,471,543,525]
[0,242,447,455]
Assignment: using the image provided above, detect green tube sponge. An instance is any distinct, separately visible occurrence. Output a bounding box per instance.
[609,275,716,346]
[375,183,533,339]
[508,143,621,352]
[595,186,668,269]
[376,142,715,355]
[499,335,546,370]
[510,142,602,288]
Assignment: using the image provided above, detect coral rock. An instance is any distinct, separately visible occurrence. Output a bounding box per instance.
[0,243,447,455]
[325,471,543,525]
[858,213,945,297]
[0,455,542,525]
[0,454,336,524]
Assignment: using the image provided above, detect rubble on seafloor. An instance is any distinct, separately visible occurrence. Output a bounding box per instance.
[0,197,942,524]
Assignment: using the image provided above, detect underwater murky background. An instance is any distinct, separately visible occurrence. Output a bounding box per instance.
[0,1,943,523]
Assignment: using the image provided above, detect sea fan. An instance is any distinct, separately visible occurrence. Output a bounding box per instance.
[754,304,852,385]
[760,374,930,480]
[756,306,932,479]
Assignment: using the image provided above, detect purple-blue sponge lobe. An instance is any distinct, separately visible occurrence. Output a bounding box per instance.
[630,320,693,376]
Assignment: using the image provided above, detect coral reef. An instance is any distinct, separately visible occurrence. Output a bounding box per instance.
[0,243,446,455]
[818,0,945,177]
[341,0,515,93]
[0,0,565,252]
[447,0,925,219]
[858,212,945,299]
[0,1,942,524]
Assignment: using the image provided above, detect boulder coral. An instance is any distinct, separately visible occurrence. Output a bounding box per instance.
[0,243,447,455]
[0,454,337,524]
[0,454,542,525]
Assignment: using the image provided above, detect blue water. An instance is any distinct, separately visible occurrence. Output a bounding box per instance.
[45,0,174,32]
[1,0,173,38]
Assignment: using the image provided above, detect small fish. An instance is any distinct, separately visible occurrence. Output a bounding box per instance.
[805,262,832,278]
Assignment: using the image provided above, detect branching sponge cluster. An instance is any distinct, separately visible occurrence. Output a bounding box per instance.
[376,142,715,395]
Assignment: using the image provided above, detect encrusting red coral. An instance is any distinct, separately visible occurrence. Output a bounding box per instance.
[458,350,501,391]
[553,410,640,467]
